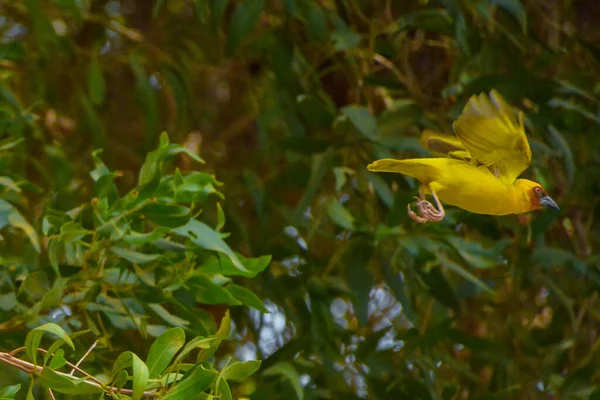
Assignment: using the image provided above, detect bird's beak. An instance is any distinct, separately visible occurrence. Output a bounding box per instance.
[540,195,559,211]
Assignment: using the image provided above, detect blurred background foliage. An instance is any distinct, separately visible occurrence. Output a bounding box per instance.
[0,0,600,398]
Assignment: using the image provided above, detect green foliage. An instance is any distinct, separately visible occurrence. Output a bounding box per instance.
[0,0,599,399]
[0,317,258,398]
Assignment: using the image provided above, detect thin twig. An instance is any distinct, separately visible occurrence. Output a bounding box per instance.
[0,351,161,397]
[48,388,56,400]
[70,340,98,376]
[8,347,104,386]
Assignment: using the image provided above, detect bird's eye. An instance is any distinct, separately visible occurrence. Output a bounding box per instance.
[533,187,543,197]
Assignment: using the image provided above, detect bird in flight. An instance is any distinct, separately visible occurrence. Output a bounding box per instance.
[367,90,559,223]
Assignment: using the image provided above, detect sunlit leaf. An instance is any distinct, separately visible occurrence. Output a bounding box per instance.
[111,351,149,400]
[0,384,21,399]
[37,368,103,395]
[162,366,217,400]
[227,284,268,312]
[25,323,74,367]
[174,220,247,272]
[146,327,186,378]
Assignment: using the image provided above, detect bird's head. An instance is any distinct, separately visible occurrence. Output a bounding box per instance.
[515,179,559,212]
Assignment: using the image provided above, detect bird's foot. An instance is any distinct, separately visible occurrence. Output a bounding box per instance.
[407,193,446,223]
[408,203,429,223]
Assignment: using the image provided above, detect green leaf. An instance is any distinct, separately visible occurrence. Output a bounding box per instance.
[21,270,49,300]
[130,52,159,149]
[111,351,150,400]
[0,199,40,252]
[216,377,233,400]
[26,379,33,400]
[438,254,495,295]
[293,150,333,223]
[139,202,191,228]
[547,97,600,123]
[162,366,217,400]
[300,1,327,41]
[173,220,247,273]
[37,368,103,395]
[198,253,272,278]
[217,310,231,340]
[24,0,59,56]
[0,176,21,193]
[40,277,67,310]
[225,0,265,55]
[419,266,460,312]
[138,132,204,186]
[263,362,304,400]
[25,323,75,366]
[122,227,170,245]
[58,221,92,243]
[344,237,375,327]
[54,0,83,22]
[0,43,25,61]
[243,169,266,227]
[589,388,600,400]
[111,247,161,264]
[380,259,416,324]
[547,125,575,187]
[78,90,107,149]
[196,338,222,363]
[209,0,229,32]
[112,369,129,392]
[48,348,67,369]
[331,29,361,52]
[222,360,261,382]
[398,9,453,34]
[43,330,89,367]
[88,57,106,105]
[0,292,16,311]
[325,198,355,231]
[188,275,241,305]
[146,327,186,379]
[173,336,217,366]
[148,304,191,327]
[445,236,508,269]
[0,137,24,152]
[227,284,268,313]
[0,384,21,399]
[296,95,335,130]
[365,170,394,208]
[341,105,379,140]
[153,0,166,16]
[490,0,527,31]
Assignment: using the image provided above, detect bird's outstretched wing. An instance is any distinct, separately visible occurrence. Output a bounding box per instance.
[420,130,472,162]
[452,89,532,183]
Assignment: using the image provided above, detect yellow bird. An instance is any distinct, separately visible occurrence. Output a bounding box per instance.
[367,90,559,223]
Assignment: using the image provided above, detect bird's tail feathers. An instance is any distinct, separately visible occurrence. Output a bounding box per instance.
[367,158,440,182]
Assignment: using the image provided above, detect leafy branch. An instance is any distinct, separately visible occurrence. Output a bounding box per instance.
[0,317,259,399]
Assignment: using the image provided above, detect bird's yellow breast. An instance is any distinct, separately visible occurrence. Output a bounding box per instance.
[426,162,527,215]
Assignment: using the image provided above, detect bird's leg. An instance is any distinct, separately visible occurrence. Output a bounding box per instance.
[418,190,445,222]
[407,188,446,223]
[407,188,430,223]
[407,203,428,223]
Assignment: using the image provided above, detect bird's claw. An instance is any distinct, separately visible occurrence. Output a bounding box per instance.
[407,193,445,223]
[408,204,428,223]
